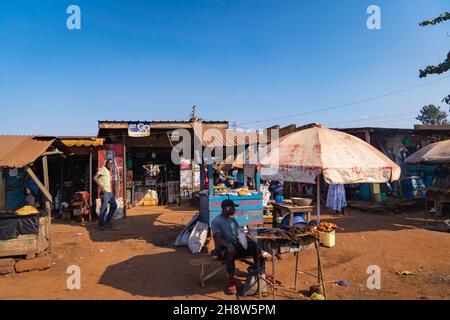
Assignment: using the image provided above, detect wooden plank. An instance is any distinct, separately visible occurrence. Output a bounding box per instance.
[0,235,37,258]
[189,257,223,266]
[37,216,50,254]
[24,167,53,203]
[41,156,52,253]
[42,156,51,215]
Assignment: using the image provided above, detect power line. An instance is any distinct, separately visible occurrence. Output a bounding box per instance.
[236,75,450,127]
[327,111,417,127]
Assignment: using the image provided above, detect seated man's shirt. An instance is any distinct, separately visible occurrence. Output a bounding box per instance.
[211,214,240,248]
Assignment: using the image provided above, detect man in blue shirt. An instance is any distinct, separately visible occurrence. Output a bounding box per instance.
[211,199,265,295]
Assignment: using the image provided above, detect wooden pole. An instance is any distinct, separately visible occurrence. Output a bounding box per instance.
[122,138,127,218]
[89,149,93,221]
[317,175,321,223]
[24,167,52,204]
[42,156,52,253]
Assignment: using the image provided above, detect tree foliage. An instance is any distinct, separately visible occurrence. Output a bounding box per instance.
[416,105,448,125]
[419,13,450,105]
[419,12,450,26]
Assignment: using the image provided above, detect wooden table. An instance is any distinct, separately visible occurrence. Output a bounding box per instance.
[272,203,315,227]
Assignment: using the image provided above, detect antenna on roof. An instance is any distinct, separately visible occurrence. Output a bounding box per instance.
[190,105,202,122]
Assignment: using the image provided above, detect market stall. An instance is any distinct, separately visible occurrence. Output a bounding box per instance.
[196,126,265,227]
[0,136,63,262]
[200,162,263,227]
[405,139,450,226]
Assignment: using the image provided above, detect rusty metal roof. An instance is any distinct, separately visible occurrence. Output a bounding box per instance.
[0,136,56,168]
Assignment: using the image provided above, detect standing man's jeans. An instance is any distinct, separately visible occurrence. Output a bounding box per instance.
[98,192,117,227]
[218,239,266,274]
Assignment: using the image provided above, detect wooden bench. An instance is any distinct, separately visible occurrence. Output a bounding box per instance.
[189,256,227,288]
[189,255,254,288]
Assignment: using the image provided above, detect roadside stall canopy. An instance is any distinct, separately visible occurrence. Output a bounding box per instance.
[0,136,56,168]
[405,139,450,164]
[60,137,104,148]
[0,135,60,205]
[254,124,401,184]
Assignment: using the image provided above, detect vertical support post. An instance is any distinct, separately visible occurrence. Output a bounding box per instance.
[123,136,127,218]
[255,167,261,192]
[243,146,248,187]
[60,161,63,216]
[272,248,276,300]
[89,148,93,221]
[317,174,321,223]
[294,252,300,290]
[364,130,375,200]
[200,162,205,191]
[42,156,52,252]
[208,164,214,194]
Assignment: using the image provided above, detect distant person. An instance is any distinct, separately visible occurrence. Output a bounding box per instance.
[24,187,36,207]
[26,178,40,207]
[93,159,118,230]
[326,184,347,216]
[212,199,266,295]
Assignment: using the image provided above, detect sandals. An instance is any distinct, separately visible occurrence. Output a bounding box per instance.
[226,281,238,295]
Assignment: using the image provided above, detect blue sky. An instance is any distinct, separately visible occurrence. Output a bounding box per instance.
[0,0,449,135]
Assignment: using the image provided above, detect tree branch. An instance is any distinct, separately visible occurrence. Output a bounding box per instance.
[419,12,450,26]
[419,53,450,78]
[443,94,450,105]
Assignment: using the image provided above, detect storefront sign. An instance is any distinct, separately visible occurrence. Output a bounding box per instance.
[128,122,151,137]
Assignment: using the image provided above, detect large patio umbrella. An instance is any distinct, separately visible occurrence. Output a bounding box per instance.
[405,139,450,164]
[254,124,401,220]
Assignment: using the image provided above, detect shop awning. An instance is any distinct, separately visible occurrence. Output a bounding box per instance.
[0,136,56,168]
[61,138,104,147]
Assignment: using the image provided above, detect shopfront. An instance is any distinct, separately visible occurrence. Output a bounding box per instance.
[98,120,229,208]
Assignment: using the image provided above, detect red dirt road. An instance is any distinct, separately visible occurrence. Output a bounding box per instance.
[0,206,449,300]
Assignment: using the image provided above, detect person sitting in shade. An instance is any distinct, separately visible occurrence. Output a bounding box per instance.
[211,199,266,295]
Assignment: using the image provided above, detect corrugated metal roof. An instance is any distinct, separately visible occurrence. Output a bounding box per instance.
[0,136,56,168]
[198,126,264,147]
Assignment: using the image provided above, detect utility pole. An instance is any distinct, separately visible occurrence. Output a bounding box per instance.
[191,105,197,121]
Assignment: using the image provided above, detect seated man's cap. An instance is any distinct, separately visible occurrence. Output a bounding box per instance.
[221,199,239,209]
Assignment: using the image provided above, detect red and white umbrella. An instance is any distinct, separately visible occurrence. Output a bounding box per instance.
[254,124,401,220]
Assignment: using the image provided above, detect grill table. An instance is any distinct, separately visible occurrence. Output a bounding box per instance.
[248,229,326,300]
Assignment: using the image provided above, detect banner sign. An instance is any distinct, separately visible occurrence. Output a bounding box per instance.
[128,122,151,137]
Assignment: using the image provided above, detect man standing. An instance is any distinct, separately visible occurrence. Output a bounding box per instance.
[211,199,265,295]
[94,159,118,230]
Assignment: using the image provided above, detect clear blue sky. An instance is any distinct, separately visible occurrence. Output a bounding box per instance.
[0,0,449,135]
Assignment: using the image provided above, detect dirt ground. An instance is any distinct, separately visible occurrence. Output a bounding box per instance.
[0,206,449,300]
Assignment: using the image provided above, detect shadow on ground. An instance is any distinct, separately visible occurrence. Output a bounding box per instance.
[98,249,230,299]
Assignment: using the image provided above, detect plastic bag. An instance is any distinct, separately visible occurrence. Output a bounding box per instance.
[188,221,209,254]
[174,215,199,247]
[238,227,248,250]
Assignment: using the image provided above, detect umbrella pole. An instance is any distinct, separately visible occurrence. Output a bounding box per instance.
[316,175,321,223]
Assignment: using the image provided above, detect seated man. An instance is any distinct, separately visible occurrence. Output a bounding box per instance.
[211,199,265,295]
